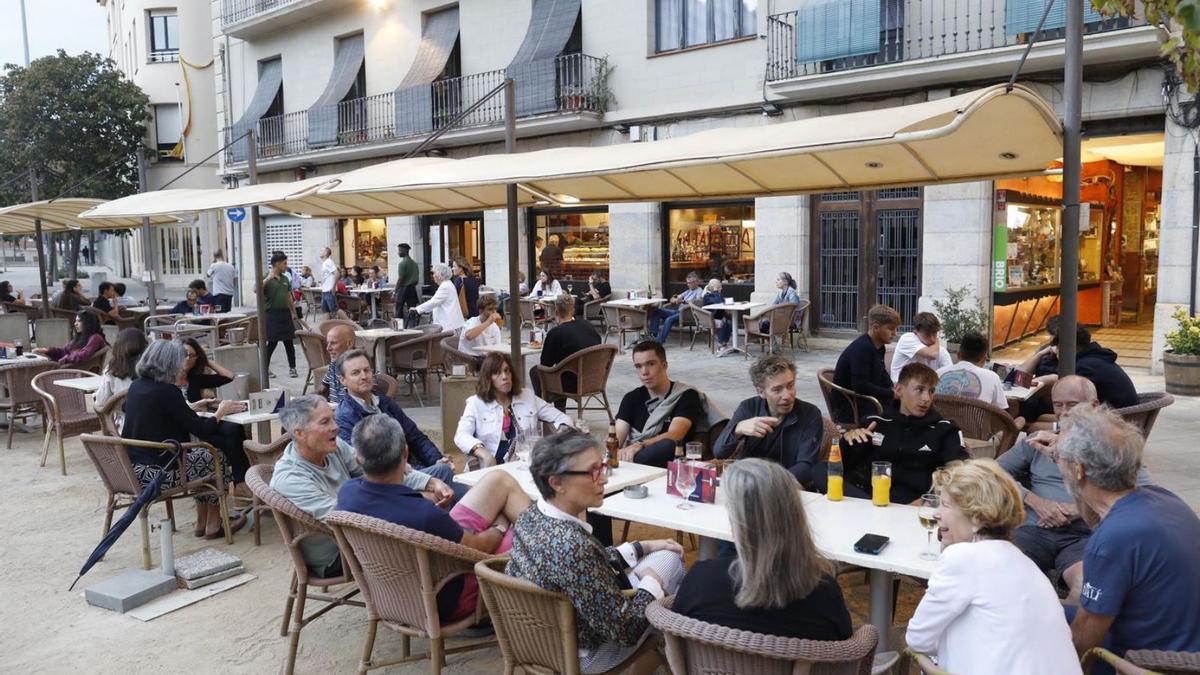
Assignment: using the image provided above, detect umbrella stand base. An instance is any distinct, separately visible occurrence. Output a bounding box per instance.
[84,569,176,613]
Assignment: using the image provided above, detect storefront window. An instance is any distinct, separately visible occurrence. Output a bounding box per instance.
[532,208,609,282]
[993,194,1101,290]
[341,218,388,271]
[665,202,755,299]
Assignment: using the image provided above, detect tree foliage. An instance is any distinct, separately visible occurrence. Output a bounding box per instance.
[1093,0,1200,91]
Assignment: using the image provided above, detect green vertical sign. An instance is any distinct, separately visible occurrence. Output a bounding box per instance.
[992,191,1008,292]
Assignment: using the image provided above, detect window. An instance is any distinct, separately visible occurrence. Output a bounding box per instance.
[153,103,183,158]
[148,9,179,62]
[531,208,609,283]
[656,0,757,53]
[664,202,755,300]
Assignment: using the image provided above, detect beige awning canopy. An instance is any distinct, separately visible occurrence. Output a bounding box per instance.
[317,84,1062,212]
[0,198,180,233]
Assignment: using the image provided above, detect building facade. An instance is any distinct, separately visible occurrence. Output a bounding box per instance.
[208,0,1194,371]
[101,0,225,291]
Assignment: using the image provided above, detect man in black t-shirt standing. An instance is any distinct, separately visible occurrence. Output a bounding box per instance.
[614,340,706,467]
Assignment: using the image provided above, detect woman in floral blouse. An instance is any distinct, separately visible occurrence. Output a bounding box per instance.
[507,431,685,673]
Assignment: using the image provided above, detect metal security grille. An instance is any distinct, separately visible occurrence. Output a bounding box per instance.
[821,191,861,202]
[876,208,921,331]
[265,220,305,269]
[877,187,920,200]
[818,211,861,330]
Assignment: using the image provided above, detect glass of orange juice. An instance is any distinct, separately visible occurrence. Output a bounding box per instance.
[871,461,892,506]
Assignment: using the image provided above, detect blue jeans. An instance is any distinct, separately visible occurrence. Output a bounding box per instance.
[716,318,732,344]
[649,306,680,341]
[656,309,686,343]
[321,291,337,315]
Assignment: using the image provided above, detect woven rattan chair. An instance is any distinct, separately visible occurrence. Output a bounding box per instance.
[933,394,1019,457]
[746,302,798,355]
[32,368,104,475]
[582,293,611,326]
[898,649,952,675]
[474,557,659,675]
[817,368,883,429]
[325,510,495,674]
[313,366,331,399]
[1083,646,1200,674]
[34,317,72,350]
[244,465,363,675]
[96,388,129,436]
[647,596,878,675]
[77,345,110,374]
[1113,392,1174,441]
[688,306,717,354]
[388,331,441,406]
[374,372,400,400]
[533,343,619,422]
[335,294,366,324]
[440,335,481,377]
[0,358,53,449]
[79,434,232,569]
[789,299,811,352]
[242,432,292,546]
[601,304,647,351]
[296,330,329,394]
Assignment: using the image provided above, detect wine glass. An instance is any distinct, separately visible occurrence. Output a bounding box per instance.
[674,461,697,510]
[685,442,703,462]
[918,493,940,560]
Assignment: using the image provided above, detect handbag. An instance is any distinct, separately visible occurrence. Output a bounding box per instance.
[457,283,469,319]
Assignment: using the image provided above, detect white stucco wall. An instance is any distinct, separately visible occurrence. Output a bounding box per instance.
[1150,115,1199,374]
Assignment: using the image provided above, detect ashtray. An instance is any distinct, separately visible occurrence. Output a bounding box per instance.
[623,485,649,499]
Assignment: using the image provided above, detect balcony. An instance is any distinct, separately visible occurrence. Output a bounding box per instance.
[225,54,608,169]
[220,0,357,39]
[766,1,1161,101]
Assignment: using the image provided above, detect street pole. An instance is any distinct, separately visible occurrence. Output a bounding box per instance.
[504,79,521,367]
[1058,0,1083,376]
[18,0,31,66]
[136,151,160,314]
[246,130,271,389]
[29,172,50,319]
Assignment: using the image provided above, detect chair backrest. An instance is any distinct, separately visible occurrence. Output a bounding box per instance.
[325,511,489,638]
[213,344,263,394]
[78,345,110,374]
[440,335,480,376]
[296,330,329,370]
[1113,392,1174,441]
[245,464,335,582]
[768,302,797,336]
[817,368,881,428]
[539,343,619,398]
[646,596,879,675]
[474,557,580,675]
[933,393,1019,455]
[79,433,143,497]
[691,306,716,330]
[33,318,71,350]
[374,372,400,399]
[0,313,29,344]
[313,366,330,397]
[616,306,647,330]
[32,368,100,426]
[96,388,129,436]
[318,318,359,337]
[390,331,438,370]
[793,299,811,330]
[1,360,56,407]
[427,330,454,373]
[243,431,293,467]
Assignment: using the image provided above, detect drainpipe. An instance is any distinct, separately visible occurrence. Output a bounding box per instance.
[1190,143,1199,316]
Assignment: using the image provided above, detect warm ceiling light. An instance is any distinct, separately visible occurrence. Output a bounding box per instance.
[999,152,1018,160]
[865,161,883,169]
[368,0,388,9]
[552,193,581,204]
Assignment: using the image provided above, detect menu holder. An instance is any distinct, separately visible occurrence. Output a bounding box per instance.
[666,460,719,503]
[248,388,288,414]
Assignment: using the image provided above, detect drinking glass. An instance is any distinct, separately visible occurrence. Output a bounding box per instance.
[674,461,696,510]
[918,493,940,560]
[685,442,703,462]
[871,461,892,506]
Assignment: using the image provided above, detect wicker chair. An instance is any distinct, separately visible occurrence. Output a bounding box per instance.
[374,372,401,399]
[746,302,798,355]
[601,304,647,351]
[645,596,878,675]
[533,343,619,422]
[0,359,54,449]
[474,557,659,675]
[1083,646,1200,674]
[313,366,330,399]
[388,331,439,406]
[96,388,129,436]
[817,368,882,429]
[77,345,110,374]
[789,299,811,352]
[933,394,1020,457]
[34,317,72,350]
[79,434,232,570]
[242,432,292,546]
[582,293,611,326]
[688,306,717,354]
[898,649,952,675]
[244,465,363,675]
[335,293,366,324]
[32,368,104,475]
[325,510,496,674]
[296,330,329,394]
[440,335,480,377]
[1113,392,1174,441]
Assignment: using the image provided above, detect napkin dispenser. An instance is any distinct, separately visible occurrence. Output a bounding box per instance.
[666,461,719,503]
[248,388,288,414]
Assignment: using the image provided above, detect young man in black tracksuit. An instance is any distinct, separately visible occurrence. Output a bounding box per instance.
[819,362,969,504]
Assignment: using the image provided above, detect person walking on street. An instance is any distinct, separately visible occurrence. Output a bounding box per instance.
[395,243,419,315]
[319,247,338,318]
[206,250,238,313]
[265,251,299,378]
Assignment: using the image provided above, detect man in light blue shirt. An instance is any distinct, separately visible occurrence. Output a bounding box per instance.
[649,272,704,343]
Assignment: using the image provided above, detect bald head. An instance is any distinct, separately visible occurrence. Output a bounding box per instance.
[326,325,357,359]
[1052,375,1099,417]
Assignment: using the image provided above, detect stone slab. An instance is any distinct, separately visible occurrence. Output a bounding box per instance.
[85,569,177,613]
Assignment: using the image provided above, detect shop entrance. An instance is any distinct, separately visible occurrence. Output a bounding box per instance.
[810,188,923,333]
[422,213,484,285]
[340,217,388,272]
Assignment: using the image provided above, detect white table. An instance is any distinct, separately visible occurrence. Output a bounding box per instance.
[56,375,104,393]
[594,477,936,652]
[455,461,666,500]
[476,341,543,373]
[1003,382,1044,401]
[602,298,667,309]
[350,286,393,321]
[356,327,421,368]
[702,301,763,358]
[125,304,176,314]
[0,353,49,367]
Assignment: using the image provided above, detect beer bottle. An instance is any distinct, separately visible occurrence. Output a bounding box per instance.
[827,441,844,501]
[605,424,619,471]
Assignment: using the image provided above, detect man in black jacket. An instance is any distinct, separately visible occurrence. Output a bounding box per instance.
[830,304,900,424]
[824,362,968,504]
[714,355,825,487]
[532,295,601,403]
[1016,322,1138,420]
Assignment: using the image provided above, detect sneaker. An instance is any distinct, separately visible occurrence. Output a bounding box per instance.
[289,368,299,378]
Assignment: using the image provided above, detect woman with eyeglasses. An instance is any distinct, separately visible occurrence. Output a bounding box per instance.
[178,337,236,404]
[507,431,685,674]
[171,338,250,488]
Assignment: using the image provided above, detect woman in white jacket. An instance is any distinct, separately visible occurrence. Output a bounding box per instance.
[414,262,465,331]
[456,352,570,467]
[905,460,1081,675]
[528,270,564,298]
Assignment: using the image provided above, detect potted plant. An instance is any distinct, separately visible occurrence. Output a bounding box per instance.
[931,286,989,357]
[1163,307,1200,396]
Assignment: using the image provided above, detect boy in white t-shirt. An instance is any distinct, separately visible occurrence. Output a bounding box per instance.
[459,294,502,356]
[936,331,1009,409]
[890,311,953,381]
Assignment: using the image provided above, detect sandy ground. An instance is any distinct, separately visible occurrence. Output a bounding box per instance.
[1,331,1195,674]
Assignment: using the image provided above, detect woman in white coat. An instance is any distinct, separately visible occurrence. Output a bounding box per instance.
[528,270,564,298]
[413,262,465,331]
[905,460,1082,675]
[456,352,570,467]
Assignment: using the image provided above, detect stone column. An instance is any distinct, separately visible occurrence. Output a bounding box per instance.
[919,182,993,314]
[386,216,422,283]
[482,208,528,292]
[608,202,662,295]
[1151,115,1199,374]
[752,195,810,303]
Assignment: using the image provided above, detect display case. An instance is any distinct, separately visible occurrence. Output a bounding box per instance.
[533,209,610,281]
[664,202,755,299]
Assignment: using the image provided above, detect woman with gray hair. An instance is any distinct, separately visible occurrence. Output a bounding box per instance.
[507,431,685,673]
[410,261,464,331]
[673,459,851,639]
[122,340,248,539]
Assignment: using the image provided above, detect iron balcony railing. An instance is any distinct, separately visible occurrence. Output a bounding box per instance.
[221,0,305,27]
[225,53,607,166]
[148,49,180,64]
[766,0,1145,82]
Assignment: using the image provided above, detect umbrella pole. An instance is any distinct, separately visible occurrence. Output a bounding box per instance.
[1058,0,1082,375]
[136,151,160,314]
[246,130,271,389]
[504,78,521,367]
[28,170,50,319]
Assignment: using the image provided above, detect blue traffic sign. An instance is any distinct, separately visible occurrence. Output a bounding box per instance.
[227,207,246,222]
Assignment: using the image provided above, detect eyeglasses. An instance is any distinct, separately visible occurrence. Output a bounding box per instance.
[555,465,606,482]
